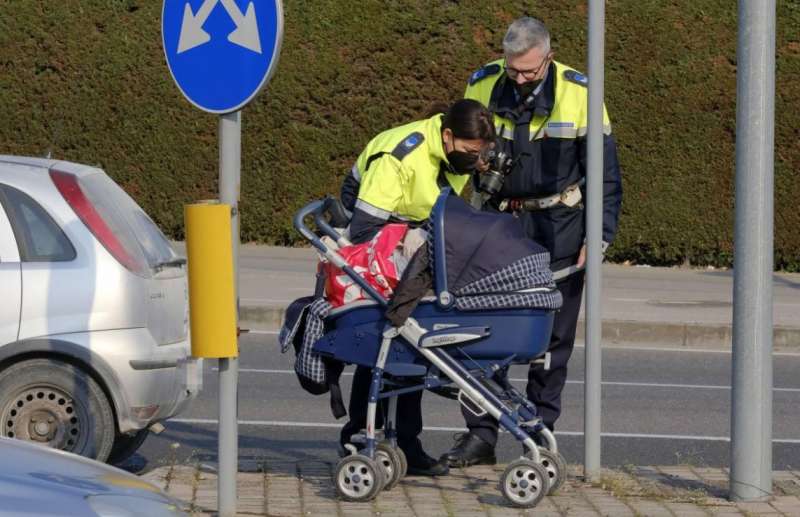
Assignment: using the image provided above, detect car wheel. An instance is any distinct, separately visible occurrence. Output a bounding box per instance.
[108,428,150,466]
[0,359,115,462]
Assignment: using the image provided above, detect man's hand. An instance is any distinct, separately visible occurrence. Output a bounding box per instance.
[476,142,495,173]
[577,244,587,269]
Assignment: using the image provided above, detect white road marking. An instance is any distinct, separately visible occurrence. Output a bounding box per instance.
[240,298,292,304]
[221,368,800,393]
[574,344,800,356]
[168,418,800,444]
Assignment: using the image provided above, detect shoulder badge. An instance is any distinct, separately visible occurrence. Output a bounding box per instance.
[469,63,502,86]
[391,132,425,161]
[563,69,588,87]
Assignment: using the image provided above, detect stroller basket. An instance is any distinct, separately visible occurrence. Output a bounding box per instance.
[318,302,554,371]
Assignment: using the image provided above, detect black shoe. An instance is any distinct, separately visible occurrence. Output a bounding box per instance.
[405,450,450,477]
[441,432,497,468]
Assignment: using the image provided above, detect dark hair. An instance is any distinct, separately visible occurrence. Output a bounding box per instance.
[441,99,495,142]
[424,101,451,118]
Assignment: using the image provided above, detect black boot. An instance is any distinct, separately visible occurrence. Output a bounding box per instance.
[441,432,497,468]
[402,439,449,476]
[405,450,450,476]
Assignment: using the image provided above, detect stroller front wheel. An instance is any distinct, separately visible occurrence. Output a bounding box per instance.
[500,458,550,508]
[335,454,385,502]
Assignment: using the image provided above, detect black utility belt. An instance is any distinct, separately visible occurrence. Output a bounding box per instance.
[499,181,584,212]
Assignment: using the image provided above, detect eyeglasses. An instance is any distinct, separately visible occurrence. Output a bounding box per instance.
[504,53,551,81]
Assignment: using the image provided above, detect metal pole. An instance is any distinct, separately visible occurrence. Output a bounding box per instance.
[730,0,775,502]
[584,0,605,481]
[218,111,241,516]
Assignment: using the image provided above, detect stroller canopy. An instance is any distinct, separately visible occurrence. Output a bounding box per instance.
[431,191,552,295]
[386,190,562,325]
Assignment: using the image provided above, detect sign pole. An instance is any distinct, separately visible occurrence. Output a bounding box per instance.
[730,0,775,501]
[218,111,241,516]
[584,0,605,481]
[162,2,282,515]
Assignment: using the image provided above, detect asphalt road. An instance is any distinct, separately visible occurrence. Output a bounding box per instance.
[125,332,800,474]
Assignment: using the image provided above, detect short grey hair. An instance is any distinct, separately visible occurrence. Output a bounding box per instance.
[502,17,551,57]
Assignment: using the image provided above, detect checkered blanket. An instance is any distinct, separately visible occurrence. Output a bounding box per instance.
[454,254,563,310]
[279,297,332,385]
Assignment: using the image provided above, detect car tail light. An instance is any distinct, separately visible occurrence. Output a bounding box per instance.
[50,169,146,275]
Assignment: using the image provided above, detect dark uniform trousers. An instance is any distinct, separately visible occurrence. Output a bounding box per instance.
[463,269,585,446]
[340,366,425,456]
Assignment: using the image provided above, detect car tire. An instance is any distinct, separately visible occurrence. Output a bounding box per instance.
[0,359,115,462]
[108,428,150,466]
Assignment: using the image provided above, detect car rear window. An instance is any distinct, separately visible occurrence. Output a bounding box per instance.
[78,173,179,271]
[0,185,76,262]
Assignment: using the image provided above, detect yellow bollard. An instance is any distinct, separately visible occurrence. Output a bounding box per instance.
[184,202,238,358]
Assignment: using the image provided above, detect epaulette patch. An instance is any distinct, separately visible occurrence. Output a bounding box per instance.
[469,63,502,86]
[391,132,425,161]
[563,69,588,87]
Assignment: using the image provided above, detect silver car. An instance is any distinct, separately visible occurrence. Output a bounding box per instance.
[0,155,202,463]
[0,436,188,516]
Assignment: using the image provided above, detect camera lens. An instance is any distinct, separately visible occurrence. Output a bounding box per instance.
[479,171,504,195]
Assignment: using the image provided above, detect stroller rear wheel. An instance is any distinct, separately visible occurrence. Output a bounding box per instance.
[537,448,567,494]
[499,458,550,508]
[335,454,384,502]
[375,442,404,491]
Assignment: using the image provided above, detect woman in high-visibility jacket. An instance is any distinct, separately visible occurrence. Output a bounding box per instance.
[341,99,495,244]
[339,99,495,476]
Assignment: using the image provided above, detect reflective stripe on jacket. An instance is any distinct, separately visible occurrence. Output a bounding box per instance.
[351,114,469,223]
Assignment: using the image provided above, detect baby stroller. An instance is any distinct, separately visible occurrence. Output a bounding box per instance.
[292,189,565,508]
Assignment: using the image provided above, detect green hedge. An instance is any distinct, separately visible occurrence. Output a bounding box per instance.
[1,0,798,270]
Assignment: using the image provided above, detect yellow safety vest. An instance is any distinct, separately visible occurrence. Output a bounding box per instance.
[353,114,468,222]
[465,59,611,146]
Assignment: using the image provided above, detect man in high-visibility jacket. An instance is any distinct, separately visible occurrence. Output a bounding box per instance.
[443,17,623,467]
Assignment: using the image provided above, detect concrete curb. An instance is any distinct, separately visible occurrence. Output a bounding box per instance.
[241,305,800,349]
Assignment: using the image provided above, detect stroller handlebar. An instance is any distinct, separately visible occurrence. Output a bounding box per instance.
[293,199,326,248]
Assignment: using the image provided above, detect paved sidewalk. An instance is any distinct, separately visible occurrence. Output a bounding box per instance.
[143,460,800,516]
[172,243,800,349]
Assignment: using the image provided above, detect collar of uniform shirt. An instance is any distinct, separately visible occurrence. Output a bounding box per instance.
[494,61,556,118]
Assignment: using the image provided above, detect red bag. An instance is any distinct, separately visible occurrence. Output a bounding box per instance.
[323,224,408,307]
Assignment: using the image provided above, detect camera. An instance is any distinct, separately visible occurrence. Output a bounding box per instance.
[477,147,514,196]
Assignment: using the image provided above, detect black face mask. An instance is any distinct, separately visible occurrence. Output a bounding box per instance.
[515,78,544,102]
[446,150,480,175]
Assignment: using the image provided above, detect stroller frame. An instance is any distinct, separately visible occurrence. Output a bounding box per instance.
[294,196,563,507]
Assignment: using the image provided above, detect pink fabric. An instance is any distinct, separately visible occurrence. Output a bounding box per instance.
[323,224,409,307]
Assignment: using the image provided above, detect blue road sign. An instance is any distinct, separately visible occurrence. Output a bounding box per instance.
[162,0,283,113]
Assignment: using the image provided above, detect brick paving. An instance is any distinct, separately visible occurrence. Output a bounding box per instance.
[140,460,800,516]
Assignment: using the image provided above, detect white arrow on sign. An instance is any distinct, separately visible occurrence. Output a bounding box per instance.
[177,0,262,55]
[220,0,262,54]
[177,0,215,54]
